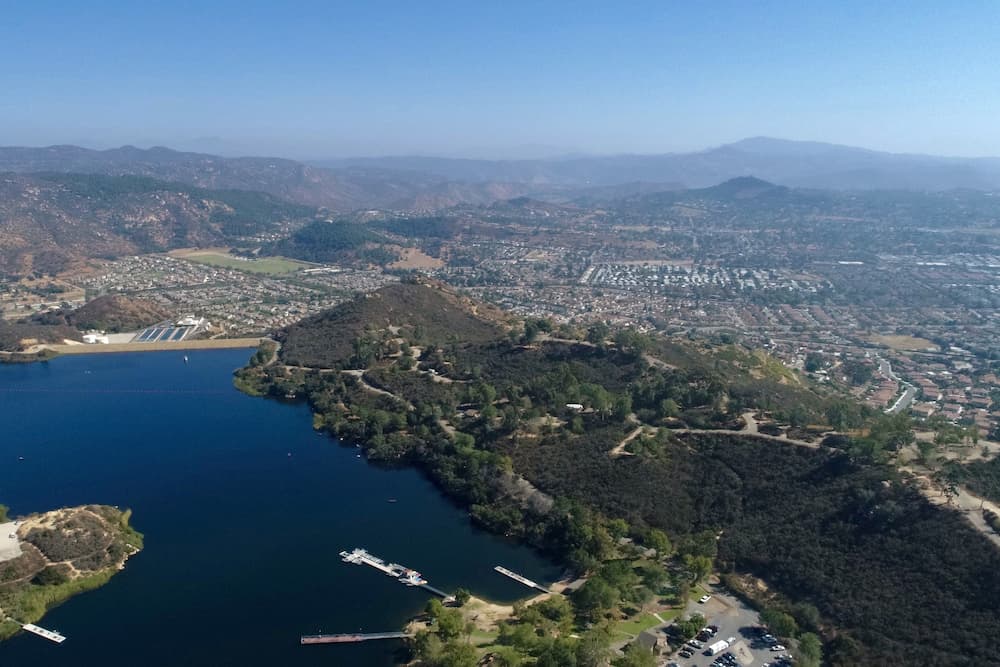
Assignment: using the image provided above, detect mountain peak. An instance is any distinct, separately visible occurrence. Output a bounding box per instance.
[700,176,788,199]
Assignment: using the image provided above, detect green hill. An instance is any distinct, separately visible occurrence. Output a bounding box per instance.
[277,279,508,368]
[238,286,1000,666]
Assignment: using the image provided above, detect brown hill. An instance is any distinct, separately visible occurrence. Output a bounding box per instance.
[0,172,313,277]
[0,320,81,352]
[278,280,509,368]
[70,295,172,333]
[0,145,542,212]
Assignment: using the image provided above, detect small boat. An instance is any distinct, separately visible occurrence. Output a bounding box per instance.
[387,498,398,503]
[18,456,25,461]
[183,355,189,363]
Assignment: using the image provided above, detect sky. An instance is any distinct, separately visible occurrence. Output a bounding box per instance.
[1,1,999,159]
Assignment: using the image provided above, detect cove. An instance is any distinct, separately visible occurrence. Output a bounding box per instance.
[0,349,559,666]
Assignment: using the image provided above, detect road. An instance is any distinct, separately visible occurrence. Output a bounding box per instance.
[876,355,917,414]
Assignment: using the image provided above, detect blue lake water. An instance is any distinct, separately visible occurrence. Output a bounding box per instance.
[0,350,559,666]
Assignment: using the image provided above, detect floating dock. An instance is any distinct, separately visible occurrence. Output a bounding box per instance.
[494,565,550,593]
[340,548,455,602]
[301,632,413,645]
[22,623,66,643]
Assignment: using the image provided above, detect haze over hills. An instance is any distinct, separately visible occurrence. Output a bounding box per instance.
[321,137,1000,191]
[0,145,542,212]
[0,138,999,221]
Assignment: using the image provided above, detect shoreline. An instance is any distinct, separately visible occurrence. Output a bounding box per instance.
[40,338,265,355]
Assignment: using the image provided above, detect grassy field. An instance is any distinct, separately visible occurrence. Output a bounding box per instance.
[870,334,939,351]
[176,251,312,275]
[615,612,663,637]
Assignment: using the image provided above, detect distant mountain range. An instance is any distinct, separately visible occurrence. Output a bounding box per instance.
[320,137,1000,191]
[0,145,538,211]
[1,138,998,221]
[1,139,999,220]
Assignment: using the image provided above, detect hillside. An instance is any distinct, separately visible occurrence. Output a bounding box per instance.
[239,287,1000,666]
[0,146,542,211]
[0,505,143,641]
[0,320,81,352]
[68,295,171,333]
[0,172,314,276]
[276,280,508,368]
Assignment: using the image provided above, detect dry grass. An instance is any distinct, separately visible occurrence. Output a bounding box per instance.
[870,334,939,351]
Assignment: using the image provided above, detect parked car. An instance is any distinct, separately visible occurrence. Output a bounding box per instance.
[771,644,787,651]
[698,594,712,603]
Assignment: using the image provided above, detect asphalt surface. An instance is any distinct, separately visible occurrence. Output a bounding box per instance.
[664,585,786,667]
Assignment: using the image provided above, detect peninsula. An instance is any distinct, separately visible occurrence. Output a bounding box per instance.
[0,504,143,641]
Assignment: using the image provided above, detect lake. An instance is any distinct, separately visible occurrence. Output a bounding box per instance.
[0,349,559,666]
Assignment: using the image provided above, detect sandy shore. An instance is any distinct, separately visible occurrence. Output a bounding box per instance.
[43,338,264,355]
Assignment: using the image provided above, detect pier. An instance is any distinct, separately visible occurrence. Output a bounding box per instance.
[21,623,66,643]
[494,565,550,593]
[301,632,412,645]
[340,548,455,603]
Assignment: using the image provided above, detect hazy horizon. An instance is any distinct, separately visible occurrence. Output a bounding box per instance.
[3,2,1000,159]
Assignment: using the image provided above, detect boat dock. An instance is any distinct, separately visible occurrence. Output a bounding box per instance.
[340,548,455,603]
[22,623,66,643]
[494,565,550,593]
[301,632,413,645]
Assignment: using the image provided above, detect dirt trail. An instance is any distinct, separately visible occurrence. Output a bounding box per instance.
[906,470,1000,550]
[671,411,817,449]
[610,426,645,458]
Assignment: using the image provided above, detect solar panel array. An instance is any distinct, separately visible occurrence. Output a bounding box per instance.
[134,326,192,343]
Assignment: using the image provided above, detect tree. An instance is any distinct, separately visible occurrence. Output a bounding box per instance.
[453,587,471,606]
[796,632,823,667]
[613,394,633,422]
[804,352,825,373]
[607,518,630,540]
[573,576,619,621]
[760,608,798,638]
[489,647,524,667]
[536,637,578,667]
[575,627,613,667]
[683,554,712,583]
[916,438,935,464]
[435,608,466,641]
[613,643,656,667]
[426,597,444,619]
[644,528,673,558]
[677,613,706,639]
[438,641,477,667]
[413,630,444,663]
[586,322,610,345]
[659,398,680,419]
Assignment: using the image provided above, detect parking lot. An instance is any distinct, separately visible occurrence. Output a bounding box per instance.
[663,585,794,667]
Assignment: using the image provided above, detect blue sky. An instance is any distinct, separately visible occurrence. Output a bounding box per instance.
[1,1,998,158]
